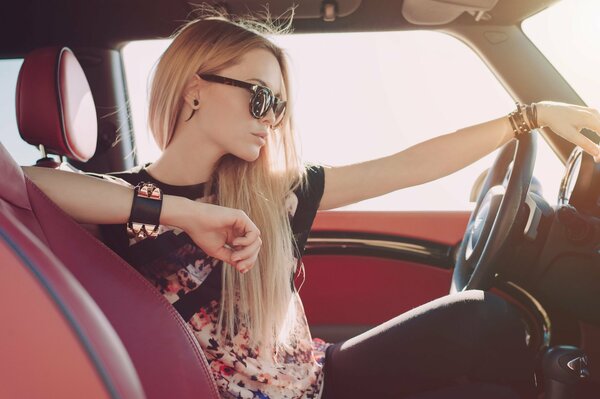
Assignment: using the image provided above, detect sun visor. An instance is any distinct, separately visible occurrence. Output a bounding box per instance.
[402,0,499,25]
[221,0,362,20]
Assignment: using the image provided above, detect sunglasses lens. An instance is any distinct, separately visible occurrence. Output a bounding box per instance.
[273,101,286,125]
[250,86,286,126]
[251,88,272,118]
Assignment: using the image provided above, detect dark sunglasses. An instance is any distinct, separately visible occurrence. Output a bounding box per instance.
[198,73,287,127]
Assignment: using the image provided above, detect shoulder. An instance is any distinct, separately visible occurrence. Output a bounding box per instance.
[292,163,325,209]
[289,163,325,232]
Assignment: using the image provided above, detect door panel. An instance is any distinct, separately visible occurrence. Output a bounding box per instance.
[312,211,470,245]
[299,211,470,342]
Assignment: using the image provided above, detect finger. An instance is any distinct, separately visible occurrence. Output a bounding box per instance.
[232,237,262,262]
[586,107,600,117]
[211,246,235,264]
[232,228,260,247]
[560,126,600,158]
[579,109,600,137]
[237,251,259,273]
[232,212,260,236]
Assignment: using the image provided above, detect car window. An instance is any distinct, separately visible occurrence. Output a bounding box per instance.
[123,31,562,211]
[0,59,41,166]
[522,0,600,114]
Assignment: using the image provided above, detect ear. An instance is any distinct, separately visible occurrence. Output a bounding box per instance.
[183,74,203,109]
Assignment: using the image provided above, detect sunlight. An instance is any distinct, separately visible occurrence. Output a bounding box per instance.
[122,30,565,211]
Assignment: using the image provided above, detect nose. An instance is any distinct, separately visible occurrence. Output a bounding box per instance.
[259,107,276,128]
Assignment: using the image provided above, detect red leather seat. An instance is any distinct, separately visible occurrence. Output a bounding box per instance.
[16,47,97,166]
[0,147,144,399]
[1,47,220,399]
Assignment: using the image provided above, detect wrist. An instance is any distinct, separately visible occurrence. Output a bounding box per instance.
[161,195,196,231]
[535,102,549,128]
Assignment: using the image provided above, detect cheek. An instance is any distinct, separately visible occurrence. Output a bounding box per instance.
[199,100,256,153]
[208,93,252,130]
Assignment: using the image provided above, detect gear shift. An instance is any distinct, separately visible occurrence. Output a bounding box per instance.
[542,346,590,399]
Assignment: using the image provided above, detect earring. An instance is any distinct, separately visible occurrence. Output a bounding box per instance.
[185,99,199,122]
[185,109,196,122]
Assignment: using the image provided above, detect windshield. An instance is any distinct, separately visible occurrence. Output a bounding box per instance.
[122,30,563,211]
[523,0,600,111]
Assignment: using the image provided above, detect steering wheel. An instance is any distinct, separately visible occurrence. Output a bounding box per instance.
[450,132,537,293]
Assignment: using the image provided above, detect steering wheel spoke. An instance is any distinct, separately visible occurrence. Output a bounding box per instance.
[451,133,538,293]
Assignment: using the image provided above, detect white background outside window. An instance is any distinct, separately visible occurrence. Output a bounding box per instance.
[123,31,564,210]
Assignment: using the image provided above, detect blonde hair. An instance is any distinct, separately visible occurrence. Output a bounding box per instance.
[148,8,307,355]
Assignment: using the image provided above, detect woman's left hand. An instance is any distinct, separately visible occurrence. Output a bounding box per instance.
[537,101,600,162]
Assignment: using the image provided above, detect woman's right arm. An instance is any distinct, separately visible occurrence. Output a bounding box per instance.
[22,166,260,273]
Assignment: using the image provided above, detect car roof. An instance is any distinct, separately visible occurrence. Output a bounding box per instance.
[1,0,558,57]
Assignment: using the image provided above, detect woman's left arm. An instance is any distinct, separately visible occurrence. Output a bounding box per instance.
[319,102,600,211]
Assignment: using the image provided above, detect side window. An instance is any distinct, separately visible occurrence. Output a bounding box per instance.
[0,59,40,165]
[122,31,562,210]
[122,40,170,165]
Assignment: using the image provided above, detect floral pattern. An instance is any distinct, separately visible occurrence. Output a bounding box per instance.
[95,165,330,398]
[136,199,331,398]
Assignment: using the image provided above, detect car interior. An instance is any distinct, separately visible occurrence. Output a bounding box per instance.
[1,0,599,398]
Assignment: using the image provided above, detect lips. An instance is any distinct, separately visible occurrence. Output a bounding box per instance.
[250,132,267,146]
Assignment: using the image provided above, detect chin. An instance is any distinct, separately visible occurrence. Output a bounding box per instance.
[235,148,262,163]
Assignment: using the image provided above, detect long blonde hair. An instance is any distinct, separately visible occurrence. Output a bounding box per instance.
[148,9,307,355]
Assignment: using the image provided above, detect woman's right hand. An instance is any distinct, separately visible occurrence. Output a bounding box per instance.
[165,197,261,274]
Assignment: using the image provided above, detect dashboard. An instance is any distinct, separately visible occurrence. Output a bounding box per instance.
[529,146,600,326]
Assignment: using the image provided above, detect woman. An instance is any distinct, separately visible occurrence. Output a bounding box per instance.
[24,10,600,399]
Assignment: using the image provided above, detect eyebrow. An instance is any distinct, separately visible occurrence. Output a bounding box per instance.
[248,78,282,98]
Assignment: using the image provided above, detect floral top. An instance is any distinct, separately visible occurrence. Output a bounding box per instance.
[93,163,331,399]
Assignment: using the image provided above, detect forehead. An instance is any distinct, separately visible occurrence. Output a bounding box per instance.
[222,48,284,96]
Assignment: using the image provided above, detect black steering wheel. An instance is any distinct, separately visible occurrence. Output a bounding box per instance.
[450,132,537,293]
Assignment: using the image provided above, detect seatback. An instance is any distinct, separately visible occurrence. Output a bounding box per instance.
[3,46,221,398]
[0,144,145,399]
[13,147,219,399]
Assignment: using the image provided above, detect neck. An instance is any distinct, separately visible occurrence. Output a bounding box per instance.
[146,127,224,186]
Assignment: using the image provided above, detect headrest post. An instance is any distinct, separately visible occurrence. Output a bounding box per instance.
[39,144,47,158]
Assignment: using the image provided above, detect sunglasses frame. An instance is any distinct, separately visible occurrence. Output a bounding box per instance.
[198,73,286,126]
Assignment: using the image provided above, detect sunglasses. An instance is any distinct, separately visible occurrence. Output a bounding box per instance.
[198,73,287,127]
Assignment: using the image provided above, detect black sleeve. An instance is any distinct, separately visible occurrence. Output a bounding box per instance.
[291,164,325,259]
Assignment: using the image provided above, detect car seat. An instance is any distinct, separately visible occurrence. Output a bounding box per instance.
[1,46,220,399]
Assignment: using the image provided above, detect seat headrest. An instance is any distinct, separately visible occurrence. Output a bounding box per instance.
[16,47,98,162]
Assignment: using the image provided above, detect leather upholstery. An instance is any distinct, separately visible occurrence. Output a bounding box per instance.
[0,203,144,399]
[0,142,220,398]
[16,47,97,161]
[0,144,30,211]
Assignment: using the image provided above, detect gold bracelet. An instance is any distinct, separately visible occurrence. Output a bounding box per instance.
[508,102,538,138]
